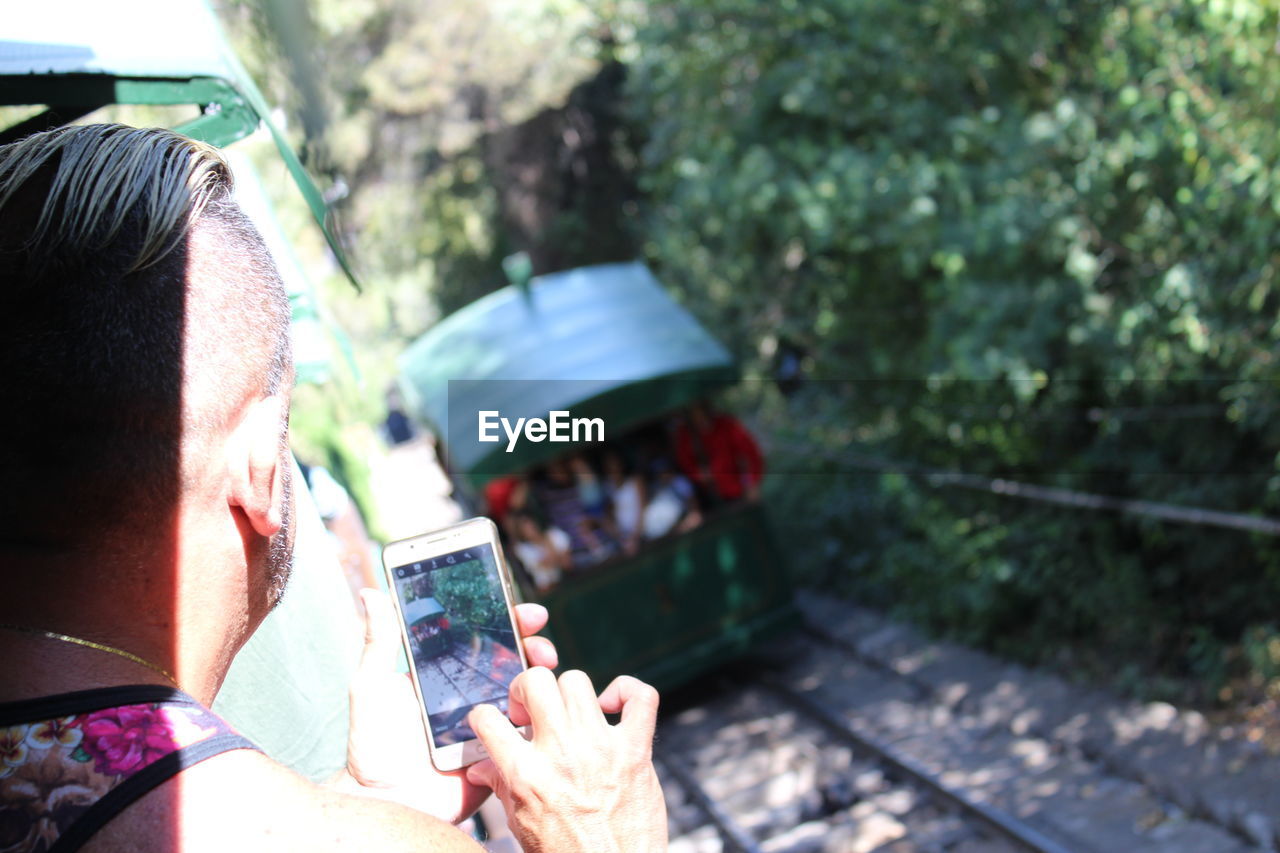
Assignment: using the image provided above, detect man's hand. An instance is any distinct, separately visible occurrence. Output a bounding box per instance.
[466,669,668,853]
[334,588,558,824]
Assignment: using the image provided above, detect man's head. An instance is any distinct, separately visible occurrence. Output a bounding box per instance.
[0,124,294,611]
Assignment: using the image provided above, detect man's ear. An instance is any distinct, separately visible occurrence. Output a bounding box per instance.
[226,395,288,537]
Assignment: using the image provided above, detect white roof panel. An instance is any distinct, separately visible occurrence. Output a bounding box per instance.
[0,0,231,79]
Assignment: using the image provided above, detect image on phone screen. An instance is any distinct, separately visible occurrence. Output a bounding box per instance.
[390,542,524,746]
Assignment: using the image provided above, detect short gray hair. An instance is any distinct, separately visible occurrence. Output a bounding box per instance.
[0,123,233,273]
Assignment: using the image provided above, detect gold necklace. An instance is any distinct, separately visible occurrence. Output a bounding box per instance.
[0,623,178,686]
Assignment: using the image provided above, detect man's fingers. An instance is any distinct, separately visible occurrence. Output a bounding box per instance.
[521,635,558,670]
[514,602,548,636]
[597,675,660,752]
[468,704,527,778]
[507,696,533,728]
[357,588,400,674]
[515,604,558,669]
[558,670,606,730]
[509,667,569,738]
[465,757,499,793]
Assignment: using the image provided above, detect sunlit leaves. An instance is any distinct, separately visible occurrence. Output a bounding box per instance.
[617,0,1280,698]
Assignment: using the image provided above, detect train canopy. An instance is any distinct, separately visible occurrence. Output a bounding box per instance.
[402,596,446,629]
[398,262,737,482]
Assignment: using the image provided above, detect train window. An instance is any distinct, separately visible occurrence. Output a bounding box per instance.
[489,407,765,598]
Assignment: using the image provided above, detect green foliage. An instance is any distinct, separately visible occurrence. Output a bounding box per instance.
[1242,625,1280,687]
[616,0,1280,701]
[433,559,506,629]
[219,0,610,352]
[304,0,605,306]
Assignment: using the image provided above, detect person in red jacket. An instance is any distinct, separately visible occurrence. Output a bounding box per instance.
[673,402,764,505]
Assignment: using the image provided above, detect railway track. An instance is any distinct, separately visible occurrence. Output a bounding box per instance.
[656,602,1264,853]
[657,658,1072,852]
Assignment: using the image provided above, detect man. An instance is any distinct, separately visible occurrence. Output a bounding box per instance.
[673,402,764,505]
[0,124,667,852]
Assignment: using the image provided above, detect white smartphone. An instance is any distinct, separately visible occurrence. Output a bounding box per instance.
[382,517,529,771]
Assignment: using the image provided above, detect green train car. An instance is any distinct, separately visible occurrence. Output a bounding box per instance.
[398,262,798,690]
[401,595,452,660]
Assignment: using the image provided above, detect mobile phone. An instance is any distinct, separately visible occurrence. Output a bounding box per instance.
[382,517,529,771]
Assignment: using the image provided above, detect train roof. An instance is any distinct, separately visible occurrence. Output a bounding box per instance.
[402,596,445,627]
[398,261,737,481]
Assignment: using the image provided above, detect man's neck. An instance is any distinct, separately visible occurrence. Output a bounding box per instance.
[0,628,180,703]
[0,541,248,706]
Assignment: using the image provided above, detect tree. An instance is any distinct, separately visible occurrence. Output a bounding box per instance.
[433,558,505,630]
[614,0,1280,700]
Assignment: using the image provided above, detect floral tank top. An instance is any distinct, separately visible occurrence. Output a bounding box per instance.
[0,685,257,853]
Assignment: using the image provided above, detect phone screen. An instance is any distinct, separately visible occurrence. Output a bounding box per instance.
[389,541,524,746]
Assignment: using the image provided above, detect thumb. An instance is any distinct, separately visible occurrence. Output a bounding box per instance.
[358,588,401,675]
[465,758,499,792]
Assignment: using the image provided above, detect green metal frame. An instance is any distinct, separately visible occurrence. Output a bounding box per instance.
[0,74,253,145]
[0,71,357,288]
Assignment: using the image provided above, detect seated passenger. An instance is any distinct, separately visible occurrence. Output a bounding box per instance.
[484,474,528,535]
[535,460,613,566]
[674,402,764,506]
[570,454,622,552]
[603,450,646,555]
[642,462,703,540]
[509,512,571,593]
[570,455,607,518]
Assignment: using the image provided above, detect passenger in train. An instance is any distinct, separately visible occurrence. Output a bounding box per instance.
[603,450,646,555]
[642,460,703,539]
[674,401,765,505]
[508,511,572,592]
[483,474,528,536]
[571,453,608,517]
[534,459,614,565]
[570,453,623,550]
[508,412,764,576]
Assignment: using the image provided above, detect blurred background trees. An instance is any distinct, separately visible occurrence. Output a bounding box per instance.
[614,0,1280,706]
[218,0,1280,708]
